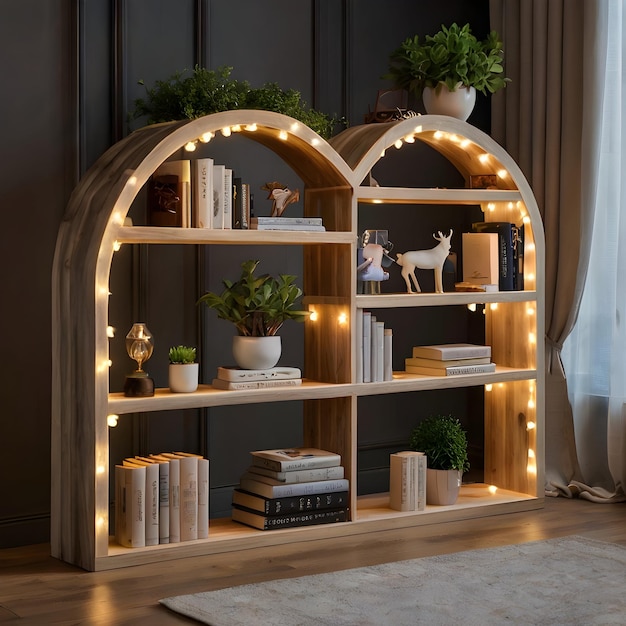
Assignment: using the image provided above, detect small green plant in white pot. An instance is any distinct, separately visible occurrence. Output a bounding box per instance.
[168,345,199,393]
[197,259,309,370]
[409,413,469,505]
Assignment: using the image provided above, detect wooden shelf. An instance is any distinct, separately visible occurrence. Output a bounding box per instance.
[356,186,523,204]
[357,291,537,309]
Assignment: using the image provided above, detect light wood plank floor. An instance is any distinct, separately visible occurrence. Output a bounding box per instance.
[1,497,625,625]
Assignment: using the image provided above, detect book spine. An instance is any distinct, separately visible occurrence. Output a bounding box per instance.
[375,321,385,382]
[355,309,363,383]
[249,224,326,231]
[212,164,225,229]
[406,363,496,375]
[144,462,160,546]
[197,458,209,539]
[411,346,492,360]
[472,222,515,290]
[179,456,198,542]
[249,454,340,472]
[251,217,323,225]
[239,477,349,498]
[212,378,302,390]
[130,465,146,547]
[168,458,180,543]
[223,168,233,230]
[384,328,393,382]
[193,158,213,228]
[216,366,301,381]
[362,311,371,383]
[244,465,345,484]
[158,461,170,544]
[232,489,349,515]
[232,506,348,530]
[416,453,426,511]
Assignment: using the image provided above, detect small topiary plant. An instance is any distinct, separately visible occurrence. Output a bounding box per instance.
[409,413,469,473]
[168,345,197,364]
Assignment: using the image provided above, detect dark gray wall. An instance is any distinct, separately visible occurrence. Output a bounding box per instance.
[0,0,489,547]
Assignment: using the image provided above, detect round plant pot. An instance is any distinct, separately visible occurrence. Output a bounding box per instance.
[422,83,476,121]
[232,335,282,370]
[426,468,462,505]
[168,363,199,393]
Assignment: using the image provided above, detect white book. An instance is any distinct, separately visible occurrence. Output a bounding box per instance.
[212,378,302,390]
[138,456,170,544]
[250,224,326,231]
[411,343,492,360]
[212,164,225,229]
[123,459,159,546]
[238,477,349,499]
[114,464,146,548]
[168,458,181,543]
[389,453,410,512]
[197,458,210,539]
[242,464,345,484]
[384,328,393,382]
[374,321,385,382]
[223,168,233,229]
[251,216,323,225]
[179,455,198,542]
[355,309,363,383]
[193,157,214,228]
[462,232,499,286]
[405,355,491,368]
[406,362,496,376]
[217,365,301,382]
[250,447,341,472]
[362,311,371,383]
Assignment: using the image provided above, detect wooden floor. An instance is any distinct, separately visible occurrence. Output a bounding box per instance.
[1,497,625,625]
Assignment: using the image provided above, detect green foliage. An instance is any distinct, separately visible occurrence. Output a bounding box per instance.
[409,414,470,473]
[131,66,342,139]
[385,23,510,96]
[168,345,197,364]
[197,259,310,337]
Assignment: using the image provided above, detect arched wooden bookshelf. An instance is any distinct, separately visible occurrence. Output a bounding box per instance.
[52,111,544,571]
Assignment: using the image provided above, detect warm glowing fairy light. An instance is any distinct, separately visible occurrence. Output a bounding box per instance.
[528,448,535,459]
[434,130,443,140]
[528,399,536,409]
[309,310,318,322]
[508,202,514,210]
[279,130,288,140]
[497,169,508,178]
[113,240,121,252]
[460,139,470,148]
[478,153,489,164]
[380,150,386,158]
[199,131,214,143]
[184,141,197,152]
[394,139,403,149]
[372,199,383,204]
[528,332,536,344]
[404,134,415,143]
[127,176,138,188]
[244,123,257,131]
[290,122,300,131]
[414,125,423,133]
[107,414,119,427]
[527,242,535,252]
[97,516,106,528]
[338,312,348,325]
[231,124,242,132]
[527,420,536,430]
[448,134,460,143]
[311,138,321,146]
[487,202,496,212]
[98,286,110,298]
[490,302,498,311]
[96,465,106,475]
[221,126,232,137]
[485,384,493,392]
[523,215,531,225]
[526,272,535,282]
[488,485,497,495]
[527,305,535,315]
[106,326,115,338]
[467,303,477,312]
[112,211,124,225]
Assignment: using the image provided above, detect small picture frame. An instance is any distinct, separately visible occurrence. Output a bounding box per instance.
[469,174,498,189]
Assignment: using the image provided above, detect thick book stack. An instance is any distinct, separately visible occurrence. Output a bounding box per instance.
[356,311,393,384]
[115,452,209,548]
[250,216,326,231]
[389,451,426,512]
[405,343,494,376]
[232,447,349,530]
[212,366,303,390]
[472,221,524,291]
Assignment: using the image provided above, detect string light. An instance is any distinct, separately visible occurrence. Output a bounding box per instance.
[488,485,498,494]
[221,126,232,137]
[279,130,288,140]
[184,141,197,152]
[106,326,115,338]
[107,414,119,427]
[199,131,214,143]
[394,139,403,149]
[309,310,318,322]
[338,312,348,325]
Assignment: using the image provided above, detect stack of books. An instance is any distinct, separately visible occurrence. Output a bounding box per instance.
[232,447,349,530]
[212,366,303,390]
[389,451,426,512]
[250,216,325,231]
[115,452,209,548]
[405,343,494,376]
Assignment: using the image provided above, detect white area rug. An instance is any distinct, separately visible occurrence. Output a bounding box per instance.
[160,536,626,625]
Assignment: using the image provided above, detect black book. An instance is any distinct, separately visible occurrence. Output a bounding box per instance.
[232,177,250,229]
[232,488,349,516]
[472,221,516,291]
[231,505,348,530]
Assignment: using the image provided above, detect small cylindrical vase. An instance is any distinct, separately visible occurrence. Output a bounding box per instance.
[168,363,199,393]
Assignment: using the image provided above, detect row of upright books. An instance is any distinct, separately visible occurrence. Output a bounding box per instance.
[212,365,303,390]
[405,343,494,376]
[115,452,209,548]
[356,311,393,383]
[148,158,251,229]
[231,447,349,530]
[389,450,427,512]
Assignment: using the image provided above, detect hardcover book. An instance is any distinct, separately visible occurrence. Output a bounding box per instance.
[148,160,191,228]
[223,168,233,230]
[216,366,301,382]
[406,363,496,376]
[242,464,345,484]
[238,477,349,499]
[405,356,491,368]
[136,456,169,544]
[231,505,348,530]
[389,451,426,512]
[250,223,326,231]
[462,232,499,287]
[231,488,349,516]
[250,216,323,226]
[123,458,159,546]
[232,177,250,229]
[114,464,146,548]
[212,378,302,390]
[192,157,214,228]
[212,164,226,228]
[250,447,341,472]
[472,221,516,291]
[411,343,492,360]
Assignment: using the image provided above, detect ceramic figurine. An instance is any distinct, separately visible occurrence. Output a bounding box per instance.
[261,181,300,217]
[396,230,453,294]
[357,242,390,282]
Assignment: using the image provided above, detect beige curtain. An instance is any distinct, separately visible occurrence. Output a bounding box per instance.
[489,0,604,497]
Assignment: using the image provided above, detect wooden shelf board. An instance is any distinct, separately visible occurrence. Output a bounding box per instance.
[98,485,540,571]
[357,291,537,309]
[357,187,523,205]
[108,381,355,414]
[115,226,354,246]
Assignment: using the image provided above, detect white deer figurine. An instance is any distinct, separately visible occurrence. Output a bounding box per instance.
[396,230,453,294]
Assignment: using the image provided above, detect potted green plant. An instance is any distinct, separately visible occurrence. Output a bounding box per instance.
[385,23,509,120]
[130,65,341,139]
[197,259,309,369]
[168,345,199,393]
[409,413,469,505]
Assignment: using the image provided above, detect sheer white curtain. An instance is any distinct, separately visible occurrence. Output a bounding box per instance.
[561,0,626,502]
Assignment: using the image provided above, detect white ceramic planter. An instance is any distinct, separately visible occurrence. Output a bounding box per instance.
[426,468,462,505]
[232,335,282,370]
[168,363,199,393]
[422,83,476,121]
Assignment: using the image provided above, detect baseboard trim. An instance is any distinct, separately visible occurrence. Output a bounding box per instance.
[0,514,50,549]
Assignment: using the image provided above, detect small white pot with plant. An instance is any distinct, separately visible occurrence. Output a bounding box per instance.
[386,22,509,121]
[409,413,470,505]
[168,345,199,393]
[197,259,310,370]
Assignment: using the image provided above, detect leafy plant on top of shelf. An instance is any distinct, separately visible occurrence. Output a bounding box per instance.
[197,259,310,337]
[130,65,343,139]
[409,413,470,472]
[168,345,197,364]
[385,23,510,96]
